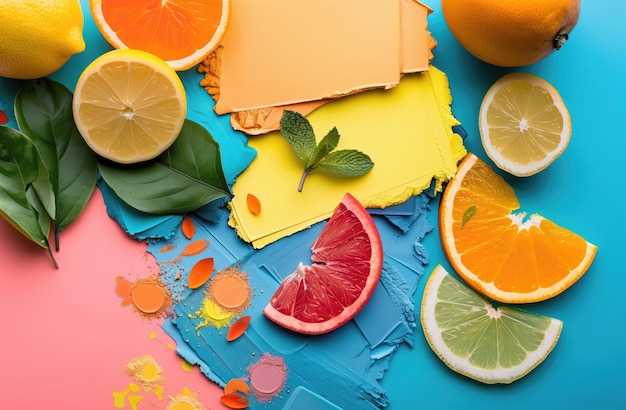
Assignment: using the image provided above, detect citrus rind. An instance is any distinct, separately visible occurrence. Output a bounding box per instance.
[421,265,563,384]
[479,73,572,177]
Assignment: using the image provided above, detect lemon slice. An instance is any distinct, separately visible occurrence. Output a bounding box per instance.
[479,73,571,177]
[72,49,187,164]
[421,265,563,384]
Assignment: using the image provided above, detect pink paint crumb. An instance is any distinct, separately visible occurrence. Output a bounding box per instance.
[247,354,287,402]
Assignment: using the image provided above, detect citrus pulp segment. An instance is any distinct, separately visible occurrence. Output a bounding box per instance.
[479,73,572,177]
[439,153,597,304]
[72,49,187,164]
[421,265,563,384]
[90,0,230,71]
[263,193,383,335]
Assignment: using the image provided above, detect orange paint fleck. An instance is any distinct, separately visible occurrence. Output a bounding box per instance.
[181,216,195,239]
[226,316,251,342]
[220,393,249,409]
[115,276,172,317]
[180,240,208,257]
[160,242,176,253]
[212,276,249,309]
[131,282,166,314]
[188,257,215,289]
[224,378,251,396]
[206,268,252,317]
[121,297,134,307]
[246,193,261,215]
[115,276,132,297]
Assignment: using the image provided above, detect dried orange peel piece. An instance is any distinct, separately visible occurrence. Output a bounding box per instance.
[226,316,251,342]
[188,258,215,289]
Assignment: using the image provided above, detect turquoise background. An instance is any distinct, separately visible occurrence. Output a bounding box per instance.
[383,1,626,409]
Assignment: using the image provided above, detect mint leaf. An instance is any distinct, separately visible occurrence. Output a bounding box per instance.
[317,150,374,176]
[309,126,340,167]
[280,110,316,163]
[461,205,477,229]
[279,111,374,192]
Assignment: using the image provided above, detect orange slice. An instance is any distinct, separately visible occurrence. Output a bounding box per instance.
[439,153,597,303]
[263,193,383,334]
[90,0,230,71]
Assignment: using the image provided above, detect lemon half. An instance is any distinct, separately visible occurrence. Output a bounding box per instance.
[479,73,572,177]
[73,49,187,164]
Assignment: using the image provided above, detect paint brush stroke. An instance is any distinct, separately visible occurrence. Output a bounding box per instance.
[148,193,433,409]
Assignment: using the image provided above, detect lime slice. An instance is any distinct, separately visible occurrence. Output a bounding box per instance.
[421,265,563,384]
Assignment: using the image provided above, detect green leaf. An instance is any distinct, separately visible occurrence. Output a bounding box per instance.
[461,205,477,229]
[14,78,98,247]
[98,119,232,214]
[309,126,340,167]
[317,149,374,176]
[280,110,316,163]
[0,126,53,249]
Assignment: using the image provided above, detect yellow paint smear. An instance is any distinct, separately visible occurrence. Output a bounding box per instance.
[229,67,466,248]
[195,298,234,329]
[126,356,163,393]
[167,388,204,410]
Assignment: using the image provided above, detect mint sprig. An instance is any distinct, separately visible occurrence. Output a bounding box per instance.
[280,110,374,192]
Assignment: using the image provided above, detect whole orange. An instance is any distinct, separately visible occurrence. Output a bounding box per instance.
[442,0,580,67]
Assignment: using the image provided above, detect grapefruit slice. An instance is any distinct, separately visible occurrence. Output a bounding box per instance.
[263,193,383,335]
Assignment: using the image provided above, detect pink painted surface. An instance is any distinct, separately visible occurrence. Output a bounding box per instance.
[0,188,225,409]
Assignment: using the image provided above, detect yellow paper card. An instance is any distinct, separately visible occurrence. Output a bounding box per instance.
[229,67,465,248]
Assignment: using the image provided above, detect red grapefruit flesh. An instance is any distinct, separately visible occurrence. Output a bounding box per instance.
[263,193,383,335]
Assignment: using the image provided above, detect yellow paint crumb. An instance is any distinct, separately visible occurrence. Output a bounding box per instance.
[181,360,194,372]
[126,355,164,393]
[127,395,144,410]
[112,389,128,408]
[167,387,204,410]
[194,298,235,329]
[155,385,164,400]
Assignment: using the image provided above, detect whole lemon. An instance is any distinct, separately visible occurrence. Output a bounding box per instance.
[442,0,580,67]
[0,0,85,79]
